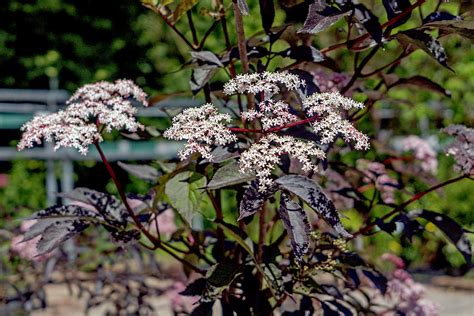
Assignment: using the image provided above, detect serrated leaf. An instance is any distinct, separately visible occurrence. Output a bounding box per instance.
[36,220,89,255]
[118,161,159,182]
[207,161,254,190]
[238,180,278,220]
[418,210,472,265]
[276,175,352,238]
[279,193,311,263]
[173,0,200,23]
[165,171,206,225]
[396,29,452,70]
[298,1,350,34]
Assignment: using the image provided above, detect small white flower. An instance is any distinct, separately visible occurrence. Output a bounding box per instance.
[223,71,304,99]
[241,100,298,130]
[18,79,148,155]
[239,134,326,191]
[397,135,438,174]
[163,103,237,161]
[303,91,369,150]
[443,124,473,175]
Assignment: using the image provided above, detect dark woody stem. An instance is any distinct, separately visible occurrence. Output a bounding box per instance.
[94,141,206,275]
[94,141,159,244]
[352,174,470,237]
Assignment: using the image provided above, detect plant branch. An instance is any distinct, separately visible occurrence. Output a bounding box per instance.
[352,174,469,237]
[229,115,320,134]
[320,0,426,55]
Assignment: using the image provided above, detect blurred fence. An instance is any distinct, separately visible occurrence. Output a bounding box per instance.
[0,88,202,205]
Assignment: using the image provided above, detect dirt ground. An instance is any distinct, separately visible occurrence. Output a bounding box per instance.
[23,284,473,316]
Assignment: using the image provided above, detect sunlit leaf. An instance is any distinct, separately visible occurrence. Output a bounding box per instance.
[207,161,255,190]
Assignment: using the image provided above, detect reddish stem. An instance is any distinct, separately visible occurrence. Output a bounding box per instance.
[229,115,320,134]
[94,142,159,244]
[352,174,468,237]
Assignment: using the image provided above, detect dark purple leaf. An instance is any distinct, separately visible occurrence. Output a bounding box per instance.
[352,4,383,44]
[276,175,352,238]
[180,278,207,296]
[259,0,275,33]
[423,12,462,24]
[362,270,388,294]
[421,19,474,42]
[279,192,311,262]
[207,263,240,287]
[281,45,325,62]
[418,210,472,265]
[32,204,102,221]
[238,180,278,220]
[383,0,412,30]
[396,29,452,70]
[298,0,350,34]
[389,75,451,97]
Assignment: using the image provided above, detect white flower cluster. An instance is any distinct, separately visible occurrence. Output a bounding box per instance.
[241,100,298,130]
[398,135,438,175]
[443,124,473,175]
[18,79,148,155]
[239,134,326,191]
[303,92,370,150]
[223,71,304,99]
[163,103,237,161]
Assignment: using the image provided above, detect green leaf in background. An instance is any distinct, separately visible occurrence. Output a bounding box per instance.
[207,161,255,190]
[165,171,206,225]
[173,0,200,24]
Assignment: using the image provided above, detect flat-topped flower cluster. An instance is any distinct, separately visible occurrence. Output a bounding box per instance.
[18,79,148,155]
[165,71,370,190]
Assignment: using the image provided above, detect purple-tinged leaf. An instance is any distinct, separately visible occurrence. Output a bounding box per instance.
[352,4,383,44]
[59,188,128,226]
[108,228,141,245]
[238,181,278,220]
[420,19,474,42]
[279,192,311,263]
[180,278,207,296]
[298,1,350,34]
[388,75,451,97]
[382,0,411,30]
[276,175,352,238]
[32,204,102,221]
[396,29,452,70]
[36,219,89,255]
[190,67,218,94]
[423,12,462,24]
[281,45,325,62]
[417,210,472,265]
[362,269,388,295]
